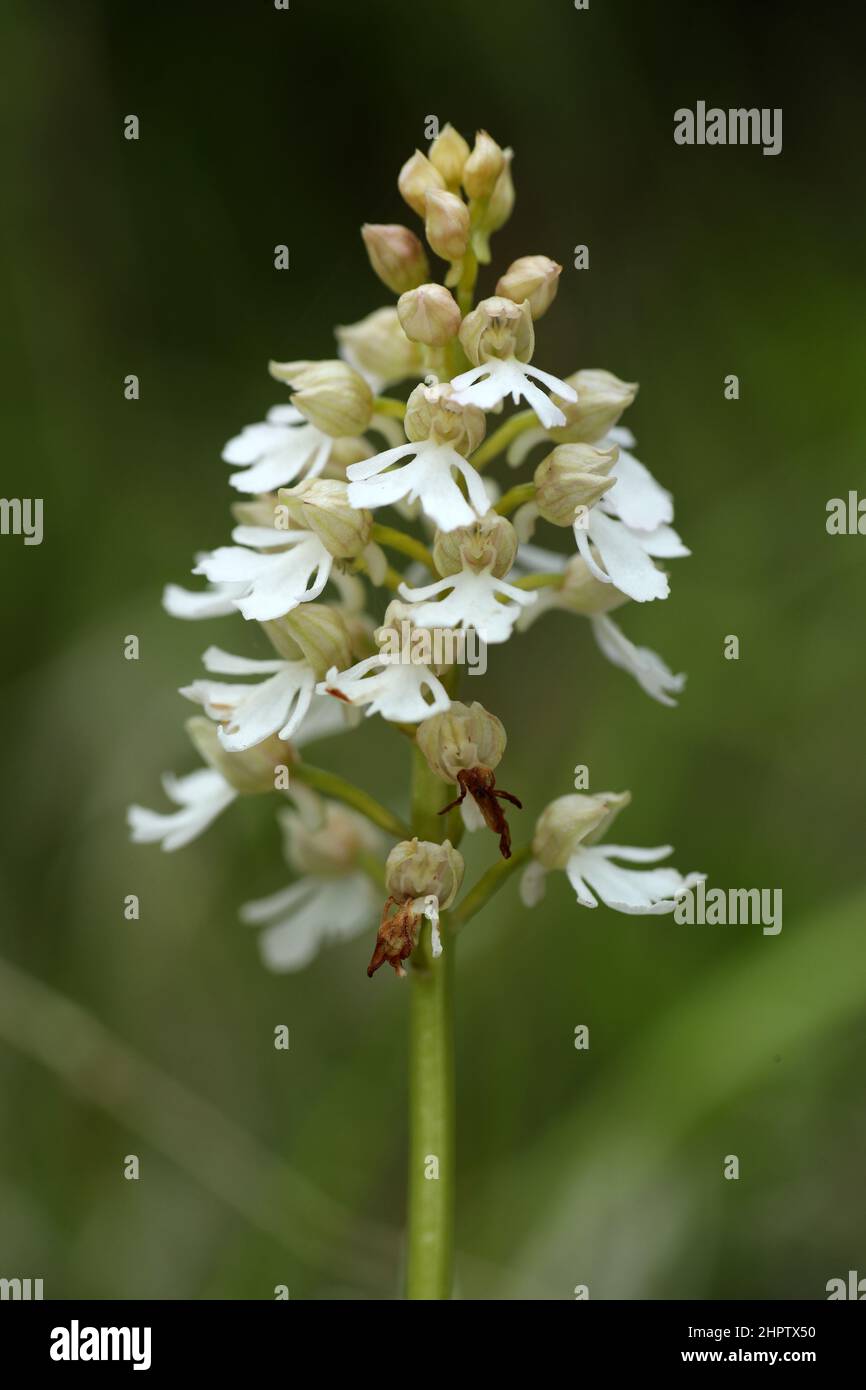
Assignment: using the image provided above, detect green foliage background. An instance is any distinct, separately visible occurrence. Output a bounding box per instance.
[1,0,863,1299]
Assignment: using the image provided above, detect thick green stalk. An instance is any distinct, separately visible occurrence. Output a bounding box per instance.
[406,747,456,1299]
[470,409,537,471]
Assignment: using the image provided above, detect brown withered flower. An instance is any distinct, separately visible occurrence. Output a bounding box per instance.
[416,701,521,859]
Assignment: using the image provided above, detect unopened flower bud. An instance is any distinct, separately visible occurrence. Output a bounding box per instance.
[361,223,430,295]
[397,283,461,347]
[433,513,517,578]
[532,791,632,870]
[424,189,470,263]
[548,369,639,444]
[403,381,485,456]
[473,148,515,264]
[263,600,354,677]
[385,838,464,909]
[285,802,378,878]
[534,444,618,526]
[336,306,422,389]
[458,295,534,365]
[398,149,446,217]
[186,716,291,794]
[496,254,562,319]
[463,130,505,199]
[417,701,506,782]
[268,359,373,437]
[552,555,629,616]
[429,123,471,188]
[278,478,372,559]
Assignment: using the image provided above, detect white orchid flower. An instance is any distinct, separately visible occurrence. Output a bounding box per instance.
[398,565,536,645]
[180,646,318,751]
[522,790,704,914]
[346,440,490,533]
[127,768,237,852]
[222,404,331,494]
[192,524,332,622]
[319,650,450,723]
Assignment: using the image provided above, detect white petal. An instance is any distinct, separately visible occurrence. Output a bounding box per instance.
[201,646,288,676]
[569,845,703,914]
[400,567,535,645]
[591,615,686,707]
[162,583,240,619]
[255,875,377,972]
[128,770,236,852]
[319,657,450,722]
[585,510,670,602]
[603,449,674,531]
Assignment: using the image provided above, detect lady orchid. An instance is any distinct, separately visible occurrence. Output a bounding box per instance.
[128,121,701,1301]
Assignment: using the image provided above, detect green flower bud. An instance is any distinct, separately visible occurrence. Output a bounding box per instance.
[548,369,639,444]
[424,188,470,263]
[403,381,486,456]
[397,283,462,347]
[335,306,422,389]
[534,443,619,526]
[398,149,446,218]
[278,478,372,559]
[186,716,291,794]
[429,122,471,189]
[263,600,353,677]
[458,295,534,365]
[532,791,632,869]
[416,701,506,783]
[496,254,562,319]
[384,838,464,909]
[432,513,517,578]
[360,223,430,295]
[463,129,505,199]
[268,359,373,437]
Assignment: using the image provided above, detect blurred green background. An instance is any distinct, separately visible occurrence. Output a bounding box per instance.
[1,0,864,1299]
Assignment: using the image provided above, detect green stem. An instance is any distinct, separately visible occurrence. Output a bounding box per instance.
[451,844,531,933]
[290,762,411,839]
[514,571,565,591]
[470,410,537,471]
[372,524,436,574]
[456,247,478,319]
[406,747,456,1299]
[374,396,407,419]
[494,482,536,516]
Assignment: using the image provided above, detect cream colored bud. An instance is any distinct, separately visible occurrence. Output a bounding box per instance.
[532,791,632,870]
[463,130,505,199]
[361,223,430,295]
[458,295,534,365]
[474,148,515,264]
[424,189,470,263]
[433,513,517,579]
[553,554,629,616]
[429,123,471,188]
[403,381,486,457]
[384,838,464,909]
[416,701,506,783]
[548,369,639,444]
[263,600,353,677]
[534,444,618,526]
[336,306,422,389]
[186,716,291,794]
[268,359,373,437]
[496,254,562,319]
[278,478,371,559]
[397,283,461,347]
[398,149,447,217]
[284,802,377,878]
